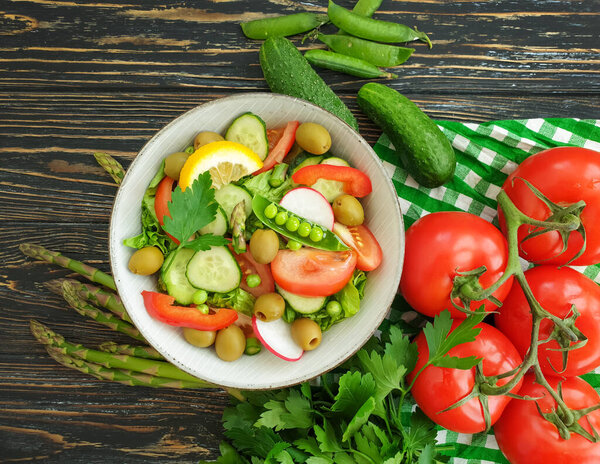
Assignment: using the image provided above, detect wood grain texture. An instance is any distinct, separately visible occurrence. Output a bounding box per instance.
[1,0,599,92]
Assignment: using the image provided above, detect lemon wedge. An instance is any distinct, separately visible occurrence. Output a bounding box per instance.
[179,141,263,190]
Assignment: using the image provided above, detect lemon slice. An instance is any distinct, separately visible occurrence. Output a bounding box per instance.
[179,141,263,190]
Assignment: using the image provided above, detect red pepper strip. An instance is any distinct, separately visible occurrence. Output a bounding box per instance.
[254,120,300,175]
[291,164,372,197]
[142,291,238,331]
[154,176,180,244]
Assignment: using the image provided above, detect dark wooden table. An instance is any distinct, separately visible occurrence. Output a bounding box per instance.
[1,0,598,462]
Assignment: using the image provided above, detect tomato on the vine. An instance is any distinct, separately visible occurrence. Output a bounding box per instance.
[499,146,600,266]
[409,321,523,434]
[494,374,600,464]
[495,265,600,378]
[400,212,513,319]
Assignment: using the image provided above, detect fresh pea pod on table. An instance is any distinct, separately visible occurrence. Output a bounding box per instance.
[241,12,328,40]
[305,49,397,79]
[327,0,432,48]
[337,0,382,34]
[318,34,414,68]
[252,195,349,251]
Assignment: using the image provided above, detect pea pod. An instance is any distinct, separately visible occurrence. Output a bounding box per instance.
[337,0,382,34]
[252,194,349,251]
[327,0,432,48]
[241,13,328,40]
[318,34,414,68]
[305,49,396,79]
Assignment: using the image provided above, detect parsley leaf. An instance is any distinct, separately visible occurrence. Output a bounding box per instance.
[331,371,377,418]
[184,233,229,251]
[255,389,313,431]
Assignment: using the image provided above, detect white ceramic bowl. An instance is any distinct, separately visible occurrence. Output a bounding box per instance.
[109,93,404,390]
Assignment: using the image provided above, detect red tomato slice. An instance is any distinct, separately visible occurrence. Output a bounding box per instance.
[254,120,299,175]
[234,250,275,297]
[142,291,237,331]
[333,223,382,271]
[271,249,357,297]
[154,176,179,244]
[292,165,372,198]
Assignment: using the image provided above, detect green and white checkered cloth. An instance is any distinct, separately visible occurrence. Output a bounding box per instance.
[373,118,600,464]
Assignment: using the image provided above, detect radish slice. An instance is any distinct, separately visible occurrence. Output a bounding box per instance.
[280,187,335,230]
[252,316,303,362]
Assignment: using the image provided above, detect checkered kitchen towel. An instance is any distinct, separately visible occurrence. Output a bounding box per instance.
[373,118,600,464]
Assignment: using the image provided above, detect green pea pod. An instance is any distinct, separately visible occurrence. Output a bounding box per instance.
[252,194,349,252]
[327,0,432,48]
[318,34,414,68]
[241,13,329,40]
[305,49,397,79]
[352,0,383,17]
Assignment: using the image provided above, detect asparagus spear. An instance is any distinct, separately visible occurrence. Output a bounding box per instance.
[99,341,164,361]
[45,278,132,323]
[20,243,116,291]
[61,281,145,342]
[268,162,288,188]
[231,201,247,254]
[94,152,125,185]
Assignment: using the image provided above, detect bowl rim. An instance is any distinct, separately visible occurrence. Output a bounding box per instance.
[109,92,404,389]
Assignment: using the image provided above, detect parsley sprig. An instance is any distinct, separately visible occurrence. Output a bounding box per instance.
[202,303,484,464]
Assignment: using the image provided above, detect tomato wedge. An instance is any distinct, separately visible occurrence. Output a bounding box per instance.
[154,176,180,244]
[271,249,357,297]
[142,291,237,331]
[292,165,372,198]
[333,223,382,271]
[254,120,299,175]
[234,250,275,297]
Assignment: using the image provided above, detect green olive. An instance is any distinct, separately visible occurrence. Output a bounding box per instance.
[249,229,279,264]
[194,131,224,150]
[332,194,364,226]
[291,318,322,351]
[253,293,285,322]
[128,246,164,275]
[183,327,216,348]
[295,122,332,155]
[164,151,189,181]
[215,325,246,362]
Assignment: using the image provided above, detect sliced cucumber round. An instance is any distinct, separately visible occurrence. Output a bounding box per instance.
[186,246,241,293]
[225,112,268,160]
[162,248,197,305]
[199,206,228,236]
[215,184,253,223]
[321,157,350,167]
[277,285,327,314]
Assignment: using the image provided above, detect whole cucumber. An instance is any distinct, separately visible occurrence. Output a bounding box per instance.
[260,37,359,131]
[357,83,456,187]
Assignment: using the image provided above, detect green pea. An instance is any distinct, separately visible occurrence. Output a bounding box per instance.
[286,216,300,232]
[287,240,302,251]
[247,274,262,288]
[309,227,324,242]
[326,300,342,318]
[275,211,288,226]
[197,303,209,314]
[185,145,195,154]
[264,203,278,219]
[298,222,311,237]
[192,289,208,305]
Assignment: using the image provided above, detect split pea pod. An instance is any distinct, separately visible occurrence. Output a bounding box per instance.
[327,0,432,48]
[241,13,328,40]
[305,49,396,79]
[318,33,414,68]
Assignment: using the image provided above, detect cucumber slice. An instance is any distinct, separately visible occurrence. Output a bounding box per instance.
[321,157,350,167]
[198,206,228,236]
[277,285,327,314]
[162,248,197,305]
[225,112,268,160]
[291,155,323,175]
[186,246,241,293]
[215,184,253,223]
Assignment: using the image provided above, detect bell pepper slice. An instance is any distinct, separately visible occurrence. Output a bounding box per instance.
[142,291,238,331]
[291,165,372,197]
[254,120,299,175]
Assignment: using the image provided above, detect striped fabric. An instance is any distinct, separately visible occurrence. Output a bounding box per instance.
[372,118,600,463]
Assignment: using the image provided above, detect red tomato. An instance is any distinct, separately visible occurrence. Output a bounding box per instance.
[233,250,275,297]
[254,121,299,175]
[409,321,523,434]
[333,223,382,271]
[494,374,600,464]
[292,165,372,198]
[499,146,600,266]
[154,176,179,244]
[495,265,600,377]
[400,212,513,319]
[271,249,357,297]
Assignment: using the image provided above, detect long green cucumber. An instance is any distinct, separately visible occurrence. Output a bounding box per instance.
[259,37,359,131]
[357,83,456,188]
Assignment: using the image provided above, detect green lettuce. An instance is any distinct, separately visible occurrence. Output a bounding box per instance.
[207,288,256,317]
[241,170,293,204]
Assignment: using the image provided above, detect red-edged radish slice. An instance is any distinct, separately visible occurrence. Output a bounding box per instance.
[280,187,334,230]
[252,316,303,362]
